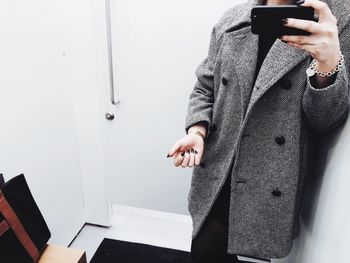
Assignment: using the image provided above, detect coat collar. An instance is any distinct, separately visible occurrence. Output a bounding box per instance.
[223,0,350,119]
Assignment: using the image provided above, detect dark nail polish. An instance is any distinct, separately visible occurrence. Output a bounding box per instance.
[181,152,185,157]
[281,18,288,24]
[167,154,170,158]
[296,0,305,6]
[195,150,198,154]
[186,150,190,154]
[191,148,194,153]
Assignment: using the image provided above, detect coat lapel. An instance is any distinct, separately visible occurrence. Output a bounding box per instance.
[246,39,309,115]
[223,0,310,118]
[224,28,259,116]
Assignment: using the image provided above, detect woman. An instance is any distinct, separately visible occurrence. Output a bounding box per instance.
[167,0,349,261]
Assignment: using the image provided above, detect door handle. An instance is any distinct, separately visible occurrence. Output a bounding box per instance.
[105,0,120,105]
[105,112,115,120]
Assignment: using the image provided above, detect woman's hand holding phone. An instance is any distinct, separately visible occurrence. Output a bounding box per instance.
[279,0,341,73]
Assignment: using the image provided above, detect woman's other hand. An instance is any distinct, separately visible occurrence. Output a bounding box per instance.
[279,0,341,73]
[167,125,206,168]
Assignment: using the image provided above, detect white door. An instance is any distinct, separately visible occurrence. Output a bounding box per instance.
[0,0,86,245]
[92,0,245,214]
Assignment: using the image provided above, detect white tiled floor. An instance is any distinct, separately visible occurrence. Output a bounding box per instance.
[70,204,269,263]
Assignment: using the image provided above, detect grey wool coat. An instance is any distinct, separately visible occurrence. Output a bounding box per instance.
[185,0,350,259]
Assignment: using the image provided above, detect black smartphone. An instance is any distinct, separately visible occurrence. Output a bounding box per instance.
[251,5,316,36]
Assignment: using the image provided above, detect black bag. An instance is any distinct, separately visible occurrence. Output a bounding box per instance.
[0,174,51,263]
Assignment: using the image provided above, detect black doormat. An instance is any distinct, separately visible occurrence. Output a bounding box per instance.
[90,238,254,263]
[90,238,194,263]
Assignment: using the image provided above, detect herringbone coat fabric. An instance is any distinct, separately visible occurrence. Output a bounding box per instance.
[185,0,350,259]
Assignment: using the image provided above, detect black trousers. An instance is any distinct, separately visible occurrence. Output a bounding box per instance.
[190,172,239,263]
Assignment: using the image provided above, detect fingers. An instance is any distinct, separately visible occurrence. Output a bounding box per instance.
[299,0,334,22]
[168,141,184,158]
[181,150,191,167]
[174,151,185,167]
[282,18,320,34]
[172,148,202,168]
[284,41,317,57]
[194,149,201,166]
[188,149,196,167]
[279,34,317,45]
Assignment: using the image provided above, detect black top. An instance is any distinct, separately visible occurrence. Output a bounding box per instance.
[254,33,277,85]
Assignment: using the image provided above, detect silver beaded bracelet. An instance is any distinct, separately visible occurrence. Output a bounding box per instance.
[306,54,345,78]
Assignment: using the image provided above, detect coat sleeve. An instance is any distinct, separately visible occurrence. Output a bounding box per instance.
[184,27,219,137]
[302,59,350,133]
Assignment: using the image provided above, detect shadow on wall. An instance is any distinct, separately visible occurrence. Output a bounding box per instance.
[301,122,345,234]
[281,115,348,263]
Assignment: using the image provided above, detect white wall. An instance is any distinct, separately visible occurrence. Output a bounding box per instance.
[0,0,113,243]
[0,0,86,244]
[104,0,245,215]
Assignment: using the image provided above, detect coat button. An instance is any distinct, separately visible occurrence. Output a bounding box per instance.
[272,189,282,197]
[280,79,292,90]
[222,77,228,86]
[275,136,286,145]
